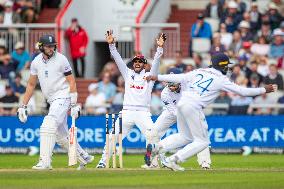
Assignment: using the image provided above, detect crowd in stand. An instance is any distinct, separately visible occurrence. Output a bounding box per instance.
[0,0,283,116]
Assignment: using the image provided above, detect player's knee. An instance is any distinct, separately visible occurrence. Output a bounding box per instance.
[40,116,57,135]
[145,127,159,143]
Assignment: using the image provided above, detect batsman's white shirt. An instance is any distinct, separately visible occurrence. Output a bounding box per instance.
[161,86,181,116]
[109,44,163,111]
[158,68,266,108]
[30,52,72,103]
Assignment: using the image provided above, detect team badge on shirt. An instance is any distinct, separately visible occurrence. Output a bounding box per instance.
[45,70,48,78]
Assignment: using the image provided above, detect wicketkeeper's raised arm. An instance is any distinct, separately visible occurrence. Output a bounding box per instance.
[150,33,166,76]
[106,30,127,78]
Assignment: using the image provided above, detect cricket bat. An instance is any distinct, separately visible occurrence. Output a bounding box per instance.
[68,116,77,166]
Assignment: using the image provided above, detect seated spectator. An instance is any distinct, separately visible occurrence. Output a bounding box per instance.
[238,41,252,61]
[18,0,37,23]
[249,2,262,34]
[250,36,270,56]
[246,61,263,86]
[220,23,233,49]
[221,1,243,33]
[98,72,116,103]
[281,21,284,33]
[238,20,254,41]
[264,64,284,90]
[111,76,125,113]
[248,73,261,88]
[0,53,16,79]
[230,64,244,82]
[238,55,250,76]
[184,64,195,73]
[101,62,120,85]
[0,40,7,62]
[191,13,212,39]
[268,29,284,59]
[209,32,226,55]
[273,0,284,17]
[257,56,270,77]
[31,43,40,61]
[235,0,246,14]
[9,73,25,97]
[85,83,107,115]
[257,21,272,43]
[173,51,187,72]
[228,76,253,114]
[228,30,242,58]
[213,91,231,115]
[267,2,283,30]
[204,0,223,19]
[0,1,21,25]
[193,53,206,68]
[11,41,30,72]
[0,85,18,115]
[247,93,275,115]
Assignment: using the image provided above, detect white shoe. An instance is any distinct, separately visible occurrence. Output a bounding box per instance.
[141,163,160,169]
[32,160,52,170]
[162,158,185,172]
[201,161,210,170]
[77,155,94,170]
[96,159,106,169]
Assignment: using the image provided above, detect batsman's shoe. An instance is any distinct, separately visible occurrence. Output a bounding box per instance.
[77,155,94,170]
[32,161,52,170]
[96,159,106,169]
[162,158,185,172]
[201,161,211,170]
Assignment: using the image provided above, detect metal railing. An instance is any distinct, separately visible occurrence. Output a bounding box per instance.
[0,24,56,53]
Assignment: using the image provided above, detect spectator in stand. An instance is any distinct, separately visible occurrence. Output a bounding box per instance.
[220,23,233,50]
[11,41,30,72]
[228,30,242,58]
[0,53,16,79]
[85,83,107,115]
[191,13,212,39]
[280,21,284,33]
[98,71,116,103]
[30,43,40,61]
[172,50,187,72]
[9,73,25,97]
[247,93,275,115]
[238,20,253,41]
[17,0,37,23]
[239,41,252,61]
[235,0,246,14]
[268,28,284,59]
[257,56,270,77]
[0,1,21,25]
[250,35,270,56]
[247,61,263,86]
[249,2,262,34]
[248,73,261,88]
[264,64,284,90]
[192,53,206,68]
[209,32,226,55]
[0,85,18,115]
[257,21,272,43]
[65,18,88,77]
[111,76,125,113]
[228,76,253,115]
[238,55,250,76]
[230,64,244,82]
[267,2,283,30]
[204,0,223,19]
[0,40,8,62]
[221,0,243,33]
[272,0,284,17]
[213,91,231,115]
[101,61,120,85]
[184,64,195,73]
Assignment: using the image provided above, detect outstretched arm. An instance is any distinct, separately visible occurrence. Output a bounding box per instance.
[106,30,128,78]
[146,73,186,83]
[150,33,166,76]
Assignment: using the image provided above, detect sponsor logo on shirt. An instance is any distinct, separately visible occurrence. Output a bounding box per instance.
[130,84,144,90]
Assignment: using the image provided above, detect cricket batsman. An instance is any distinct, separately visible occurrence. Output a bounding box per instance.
[142,68,211,169]
[17,35,93,170]
[96,30,165,168]
[145,53,277,171]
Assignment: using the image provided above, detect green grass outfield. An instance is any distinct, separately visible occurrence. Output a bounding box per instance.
[0,154,283,189]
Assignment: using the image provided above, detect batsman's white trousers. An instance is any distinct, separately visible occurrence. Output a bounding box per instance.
[159,100,210,163]
[40,98,88,163]
[155,109,211,165]
[101,109,154,162]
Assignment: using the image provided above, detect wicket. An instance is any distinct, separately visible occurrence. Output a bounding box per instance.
[105,113,123,168]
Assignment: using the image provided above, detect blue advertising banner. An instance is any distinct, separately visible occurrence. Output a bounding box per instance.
[0,116,284,148]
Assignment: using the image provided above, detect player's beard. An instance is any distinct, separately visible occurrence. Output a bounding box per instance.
[133,63,144,73]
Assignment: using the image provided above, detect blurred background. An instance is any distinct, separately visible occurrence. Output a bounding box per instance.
[0,0,283,155]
